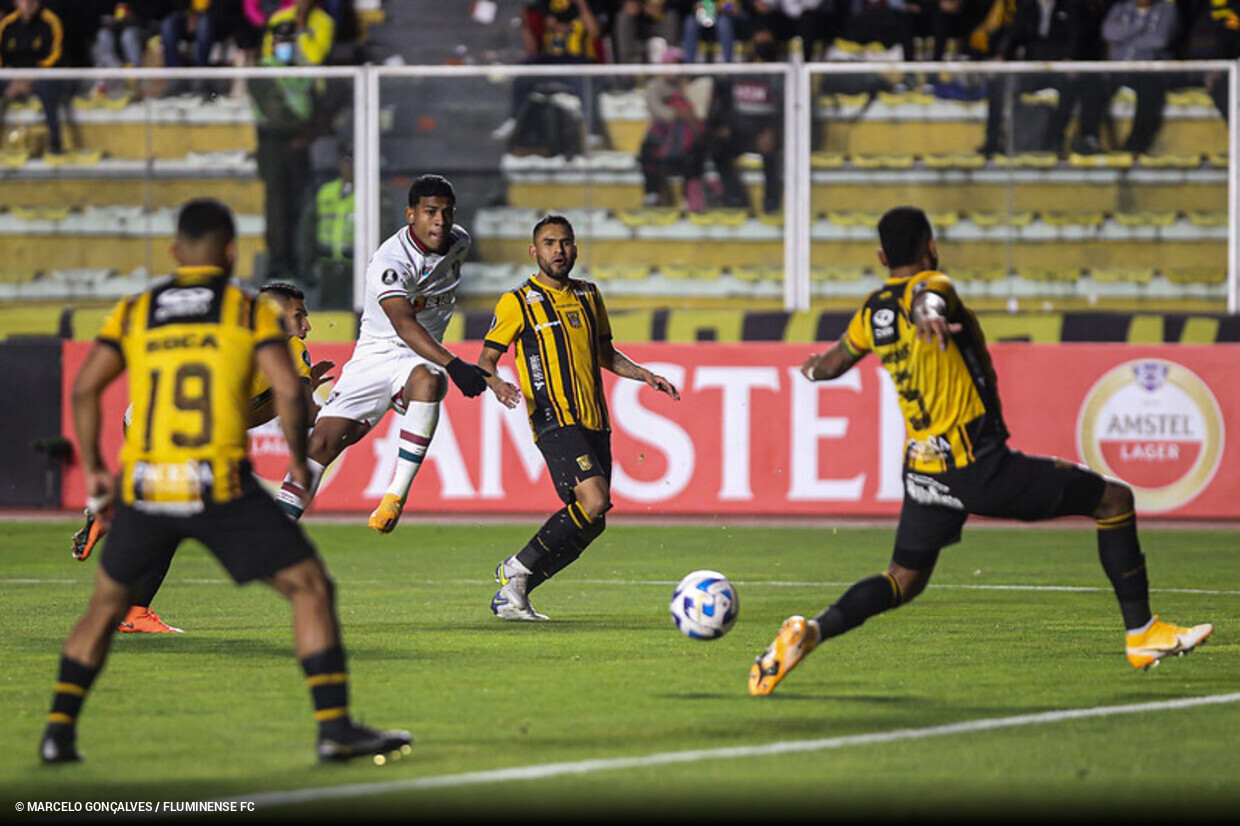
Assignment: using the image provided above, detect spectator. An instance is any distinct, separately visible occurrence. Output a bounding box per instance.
[250,15,332,281]
[1073,0,1178,155]
[1179,0,1239,123]
[0,0,67,156]
[613,0,683,63]
[839,0,920,61]
[296,139,355,309]
[707,33,784,212]
[94,2,168,72]
[638,46,714,209]
[261,0,335,66]
[746,0,841,61]
[978,0,1092,156]
[925,0,990,60]
[492,0,606,147]
[681,1,744,62]
[160,1,218,72]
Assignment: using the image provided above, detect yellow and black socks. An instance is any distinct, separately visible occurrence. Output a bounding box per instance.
[515,502,597,587]
[1097,511,1152,630]
[43,656,99,758]
[814,572,904,639]
[301,646,350,740]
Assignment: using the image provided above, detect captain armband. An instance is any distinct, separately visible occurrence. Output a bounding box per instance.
[910,290,949,324]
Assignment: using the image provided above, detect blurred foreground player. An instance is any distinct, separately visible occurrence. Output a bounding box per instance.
[750,206,1213,696]
[42,199,409,763]
[70,280,334,634]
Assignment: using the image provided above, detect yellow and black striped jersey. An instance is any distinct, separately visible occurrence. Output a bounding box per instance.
[248,335,313,416]
[484,276,612,439]
[96,266,287,510]
[842,270,1008,473]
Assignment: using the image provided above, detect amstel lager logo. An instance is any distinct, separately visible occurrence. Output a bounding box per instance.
[1077,359,1224,512]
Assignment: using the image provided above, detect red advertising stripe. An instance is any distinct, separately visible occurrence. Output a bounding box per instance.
[61,342,1240,518]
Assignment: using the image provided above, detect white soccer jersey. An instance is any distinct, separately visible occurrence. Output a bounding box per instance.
[356,224,471,351]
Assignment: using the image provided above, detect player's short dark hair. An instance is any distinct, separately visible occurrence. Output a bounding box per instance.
[532,213,574,243]
[878,206,933,268]
[408,174,455,207]
[176,199,236,243]
[259,281,305,302]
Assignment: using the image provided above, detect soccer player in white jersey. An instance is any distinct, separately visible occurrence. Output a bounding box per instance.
[275,174,517,531]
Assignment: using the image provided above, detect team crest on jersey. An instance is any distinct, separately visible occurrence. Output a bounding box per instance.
[576,454,594,472]
[381,269,399,285]
[565,310,582,328]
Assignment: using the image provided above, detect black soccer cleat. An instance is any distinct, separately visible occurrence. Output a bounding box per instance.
[317,723,412,764]
[40,733,83,764]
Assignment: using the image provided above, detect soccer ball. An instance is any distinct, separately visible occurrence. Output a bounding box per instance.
[669,570,738,640]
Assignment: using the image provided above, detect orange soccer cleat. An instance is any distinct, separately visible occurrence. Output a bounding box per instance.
[1126,616,1213,670]
[368,494,405,534]
[749,615,821,696]
[117,606,184,634]
[70,512,107,561]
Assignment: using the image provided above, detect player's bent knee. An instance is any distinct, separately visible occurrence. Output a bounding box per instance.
[1095,480,1135,520]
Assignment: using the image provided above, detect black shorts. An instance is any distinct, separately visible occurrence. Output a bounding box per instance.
[893,447,1107,562]
[101,473,317,587]
[536,425,612,506]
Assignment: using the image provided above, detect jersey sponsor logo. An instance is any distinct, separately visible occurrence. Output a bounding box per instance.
[534,319,562,332]
[525,291,544,304]
[381,269,400,285]
[904,472,964,510]
[528,353,546,391]
[1077,359,1224,512]
[154,287,215,322]
[576,454,594,472]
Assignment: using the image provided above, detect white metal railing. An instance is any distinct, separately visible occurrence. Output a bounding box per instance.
[1,61,1236,313]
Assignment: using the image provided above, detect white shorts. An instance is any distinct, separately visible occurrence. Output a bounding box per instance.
[317,344,445,427]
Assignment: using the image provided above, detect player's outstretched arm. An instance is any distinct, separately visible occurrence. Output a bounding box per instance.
[801,339,863,382]
[381,297,490,397]
[257,340,310,489]
[477,346,522,409]
[71,342,125,529]
[599,339,681,401]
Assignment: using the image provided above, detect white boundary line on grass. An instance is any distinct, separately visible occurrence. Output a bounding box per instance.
[6,577,1240,597]
[226,692,1240,809]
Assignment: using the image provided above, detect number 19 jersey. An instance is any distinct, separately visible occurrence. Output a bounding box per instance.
[96,266,287,511]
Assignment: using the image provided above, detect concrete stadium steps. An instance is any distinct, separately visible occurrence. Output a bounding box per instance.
[5,95,256,159]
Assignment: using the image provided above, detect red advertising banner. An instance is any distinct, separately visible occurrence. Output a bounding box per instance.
[60,342,1240,518]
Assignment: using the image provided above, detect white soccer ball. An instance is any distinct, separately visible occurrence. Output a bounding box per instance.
[669,570,738,640]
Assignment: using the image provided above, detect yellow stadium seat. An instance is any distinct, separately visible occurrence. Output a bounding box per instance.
[951,267,1007,282]
[1136,153,1201,169]
[1068,151,1134,169]
[616,208,682,228]
[1041,211,1105,228]
[0,150,30,167]
[733,266,783,282]
[1091,267,1154,284]
[687,208,748,228]
[591,264,651,281]
[825,210,884,227]
[1019,267,1079,282]
[0,269,40,284]
[851,154,915,169]
[810,266,866,282]
[1164,268,1225,285]
[661,264,722,280]
[1186,211,1227,228]
[757,211,784,227]
[992,152,1059,169]
[810,152,846,169]
[1114,211,1177,228]
[923,153,986,170]
[13,205,71,221]
[929,211,960,228]
[1166,88,1215,107]
[971,211,1034,227]
[1207,152,1229,168]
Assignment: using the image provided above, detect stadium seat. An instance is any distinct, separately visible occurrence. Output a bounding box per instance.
[1068,151,1134,169]
[971,211,1034,227]
[591,264,651,281]
[733,266,783,283]
[1091,267,1154,284]
[1041,212,1105,228]
[1136,153,1201,169]
[687,209,748,228]
[826,210,883,228]
[1018,267,1079,282]
[992,153,1058,169]
[928,211,960,228]
[616,208,682,228]
[1164,268,1225,285]
[660,264,722,280]
[951,267,1007,282]
[810,152,846,169]
[1187,211,1227,228]
[923,153,986,170]
[1114,211,1177,228]
[851,154,916,170]
[809,266,866,282]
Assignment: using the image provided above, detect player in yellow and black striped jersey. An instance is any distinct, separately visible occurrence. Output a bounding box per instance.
[747,206,1213,696]
[41,199,410,764]
[477,214,680,621]
[69,280,335,634]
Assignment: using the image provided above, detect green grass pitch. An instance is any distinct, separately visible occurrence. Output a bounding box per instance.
[2,518,1237,821]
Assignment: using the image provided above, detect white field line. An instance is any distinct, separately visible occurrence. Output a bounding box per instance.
[223,692,1240,810]
[5,576,1240,597]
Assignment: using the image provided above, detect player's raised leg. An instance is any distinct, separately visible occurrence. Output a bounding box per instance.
[369,366,447,534]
